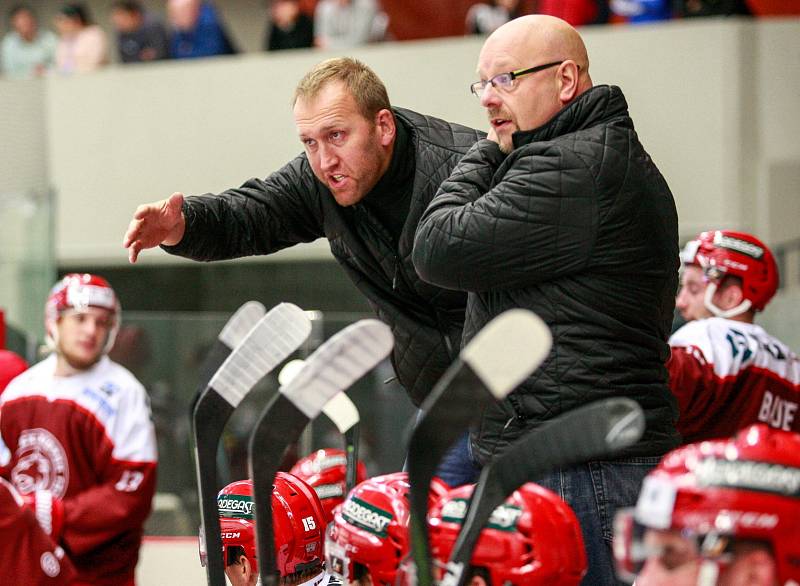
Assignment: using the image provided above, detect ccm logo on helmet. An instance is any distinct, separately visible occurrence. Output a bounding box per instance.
[714,233,764,259]
[222,532,242,539]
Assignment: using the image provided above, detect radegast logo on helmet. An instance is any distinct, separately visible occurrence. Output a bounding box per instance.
[218,494,255,520]
[441,498,523,532]
[714,233,764,259]
[342,497,393,537]
[694,457,800,497]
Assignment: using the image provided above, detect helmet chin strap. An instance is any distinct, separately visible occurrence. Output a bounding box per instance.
[703,282,752,319]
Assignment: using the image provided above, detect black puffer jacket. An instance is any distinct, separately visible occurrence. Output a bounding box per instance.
[163,108,483,405]
[413,85,680,462]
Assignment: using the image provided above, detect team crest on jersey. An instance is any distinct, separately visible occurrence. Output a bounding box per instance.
[11,428,69,498]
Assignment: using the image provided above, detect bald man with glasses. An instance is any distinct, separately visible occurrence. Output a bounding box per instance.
[414,15,680,586]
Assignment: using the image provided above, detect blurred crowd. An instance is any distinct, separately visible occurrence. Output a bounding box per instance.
[2,0,794,79]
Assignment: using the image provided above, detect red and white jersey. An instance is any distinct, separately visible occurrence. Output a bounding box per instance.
[667,317,800,444]
[0,354,157,586]
[0,477,76,585]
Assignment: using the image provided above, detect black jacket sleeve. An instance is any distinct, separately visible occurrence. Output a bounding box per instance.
[412,139,599,291]
[163,155,325,261]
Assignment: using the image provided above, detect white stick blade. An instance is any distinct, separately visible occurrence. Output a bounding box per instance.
[280,319,393,420]
[322,392,360,434]
[460,309,552,400]
[218,301,267,348]
[210,303,312,407]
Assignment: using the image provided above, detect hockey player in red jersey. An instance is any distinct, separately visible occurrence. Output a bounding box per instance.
[614,424,800,586]
[201,473,340,586]
[667,230,800,443]
[427,482,587,586]
[0,477,76,585]
[0,273,157,585]
[325,471,449,586]
[289,448,368,523]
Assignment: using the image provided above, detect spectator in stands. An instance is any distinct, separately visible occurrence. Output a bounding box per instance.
[1,4,57,78]
[314,0,383,49]
[266,0,314,51]
[609,0,671,23]
[537,0,601,26]
[0,349,26,395]
[54,3,108,74]
[168,0,237,59]
[465,0,521,35]
[667,230,800,443]
[110,0,170,63]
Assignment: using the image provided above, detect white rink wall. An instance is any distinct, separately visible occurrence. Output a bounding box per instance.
[136,537,206,585]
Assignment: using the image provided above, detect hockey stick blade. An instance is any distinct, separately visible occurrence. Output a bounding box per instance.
[321,392,362,494]
[191,301,266,415]
[194,303,311,586]
[250,319,393,586]
[444,398,645,586]
[280,360,363,494]
[408,309,551,586]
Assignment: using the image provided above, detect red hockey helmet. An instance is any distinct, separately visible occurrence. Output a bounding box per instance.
[681,230,778,317]
[210,472,325,576]
[614,424,800,585]
[325,472,449,586]
[289,448,368,523]
[428,482,587,586]
[44,273,121,352]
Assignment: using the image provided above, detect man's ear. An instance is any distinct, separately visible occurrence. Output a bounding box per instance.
[714,281,745,311]
[557,60,581,104]
[375,109,396,147]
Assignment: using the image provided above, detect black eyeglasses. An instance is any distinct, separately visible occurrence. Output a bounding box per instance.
[470,60,565,98]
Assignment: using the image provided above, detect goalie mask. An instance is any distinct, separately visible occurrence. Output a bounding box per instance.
[204,472,325,577]
[680,230,778,318]
[613,424,800,586]
[290,448,368,523]
[44,273,121,353]
[325,471,448,586]
[427,482,587,586]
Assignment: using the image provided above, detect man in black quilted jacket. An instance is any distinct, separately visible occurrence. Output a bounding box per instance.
[122,57,484,485]
[413,15,680,586]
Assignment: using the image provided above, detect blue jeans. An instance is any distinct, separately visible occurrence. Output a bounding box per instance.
[435,432,482,487]
[533,457,660,586]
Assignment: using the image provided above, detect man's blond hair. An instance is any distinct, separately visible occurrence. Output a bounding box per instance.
[293,57,391,120]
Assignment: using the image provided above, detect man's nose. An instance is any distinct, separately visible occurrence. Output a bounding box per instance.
[319,144,338,171]
[480,83,501,109]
